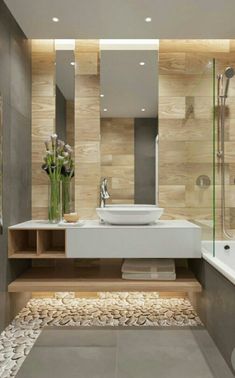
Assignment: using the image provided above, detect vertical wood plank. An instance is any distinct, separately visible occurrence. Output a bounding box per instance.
[74,40,101,219]
[31,40,55,219]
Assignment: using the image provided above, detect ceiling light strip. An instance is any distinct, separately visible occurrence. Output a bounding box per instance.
[100,39,159,51]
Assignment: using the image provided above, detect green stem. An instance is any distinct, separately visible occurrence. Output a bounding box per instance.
[48,177,61,223]
[62,177,71,215]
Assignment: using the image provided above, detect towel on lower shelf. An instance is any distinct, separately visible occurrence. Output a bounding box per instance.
[121,259,176,280]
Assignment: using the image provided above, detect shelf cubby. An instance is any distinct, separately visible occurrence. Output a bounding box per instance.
[9,228,66,259]
[9,229,37,258]
[37,230,66,258]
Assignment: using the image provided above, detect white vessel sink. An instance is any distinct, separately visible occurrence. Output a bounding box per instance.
[96,205,164,225]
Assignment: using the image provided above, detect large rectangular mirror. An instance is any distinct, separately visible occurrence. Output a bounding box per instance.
[55,45,75,147]
[55,43,75,212]
[0,94,2,233]
[100,40,158,205]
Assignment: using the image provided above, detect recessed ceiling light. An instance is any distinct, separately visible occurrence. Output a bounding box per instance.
[103,108,108,112]
[139,62,145,66]
[145,17,152,22]
[70,61,75,66]
[100,94,104,98]
[52,17,59,22]
[141,108,146,112]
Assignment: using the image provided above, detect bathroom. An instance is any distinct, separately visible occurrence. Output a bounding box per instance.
[1,0,235,377]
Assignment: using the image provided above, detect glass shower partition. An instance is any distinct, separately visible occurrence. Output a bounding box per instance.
[158,41,235,259]
[185,57,216,255]
[158,45,216,256]
[214,55,235,245]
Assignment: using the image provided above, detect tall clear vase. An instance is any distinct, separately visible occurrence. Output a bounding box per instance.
[48,177,61,223]
[62,177,73,215]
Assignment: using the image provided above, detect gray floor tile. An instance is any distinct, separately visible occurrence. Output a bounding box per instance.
[117,343,214,378]
[117,329,234,378]
[16,346,117,378]
[36,327,117,347]
[117,328,202,348]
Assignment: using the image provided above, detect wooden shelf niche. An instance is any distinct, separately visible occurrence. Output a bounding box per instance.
[37,230,65,258]
[9,229,37,258]
[8,261,202,293]
[9,229,66,259]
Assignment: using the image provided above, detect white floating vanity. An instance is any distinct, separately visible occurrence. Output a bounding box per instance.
[8,220,202,293]
[9,219,201,259]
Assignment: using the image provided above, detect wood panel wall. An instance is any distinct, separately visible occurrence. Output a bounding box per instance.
[31,40,55,219]
[74,40,101,219]
[101,118,134,204]
[158,39,235,239]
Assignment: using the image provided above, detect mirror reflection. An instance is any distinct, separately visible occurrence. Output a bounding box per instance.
[55,49,75,146]
[55,48,75,213]
[100,46,158,205]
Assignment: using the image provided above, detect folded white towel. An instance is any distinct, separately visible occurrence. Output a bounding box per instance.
[122,258,175,274]
[122,272,176,281]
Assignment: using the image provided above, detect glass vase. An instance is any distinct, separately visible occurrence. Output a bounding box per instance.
[48,177,61,223]
[62,177,74,215]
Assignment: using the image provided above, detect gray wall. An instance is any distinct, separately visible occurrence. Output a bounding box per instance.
[134,118,157,204]
[190,259,235,375]
[56,85,66,142]
[0,0,31,331]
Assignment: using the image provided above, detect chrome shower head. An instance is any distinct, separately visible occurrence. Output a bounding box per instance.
[225,67,235,79]
[224,67,235,97]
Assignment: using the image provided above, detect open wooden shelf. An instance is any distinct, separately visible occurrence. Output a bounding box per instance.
[9,229,37,257]
[9,229,66,258]
[8,261,202,293]
[37,229,65,256]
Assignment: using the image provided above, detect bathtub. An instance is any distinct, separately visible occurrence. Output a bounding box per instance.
[202,241,235,285]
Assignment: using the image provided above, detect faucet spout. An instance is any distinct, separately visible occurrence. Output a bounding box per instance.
[100,178,110,207]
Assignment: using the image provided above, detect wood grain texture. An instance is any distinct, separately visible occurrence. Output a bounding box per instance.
[75,40,99,52]
[75,40,101,218]
[160,40,230,53]
[75,75,100,97]
[8,265,201,293]
[101,118,134,204]
[31,40,55,220]
[75,118,100,141]
[76,53,99,75]
[158,41,213,240]
[159,97,186,119]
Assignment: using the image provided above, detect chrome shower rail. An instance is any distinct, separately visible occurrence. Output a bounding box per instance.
[217,67,235,239]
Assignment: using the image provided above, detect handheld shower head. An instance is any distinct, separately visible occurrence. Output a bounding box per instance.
[224,67,235,97]
[225,67,235,79]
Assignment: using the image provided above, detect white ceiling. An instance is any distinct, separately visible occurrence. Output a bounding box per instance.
[4,0,235,39]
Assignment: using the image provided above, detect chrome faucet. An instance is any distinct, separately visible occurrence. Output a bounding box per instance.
[100,178,110,207]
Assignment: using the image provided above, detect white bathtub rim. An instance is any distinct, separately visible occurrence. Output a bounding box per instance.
[202,248,235,286]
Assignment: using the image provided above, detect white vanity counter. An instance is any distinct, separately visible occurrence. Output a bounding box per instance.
[9,220,201,259]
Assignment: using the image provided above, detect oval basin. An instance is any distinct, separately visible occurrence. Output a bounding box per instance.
[96,205,164,225]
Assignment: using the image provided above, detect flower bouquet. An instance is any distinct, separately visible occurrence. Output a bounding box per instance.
[42,134,74,223]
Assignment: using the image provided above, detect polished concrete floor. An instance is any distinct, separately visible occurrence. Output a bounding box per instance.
[16,327,234,378]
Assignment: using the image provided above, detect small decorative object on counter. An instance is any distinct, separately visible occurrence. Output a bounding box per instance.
[63,212,80,223]
[42,134,75,223]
